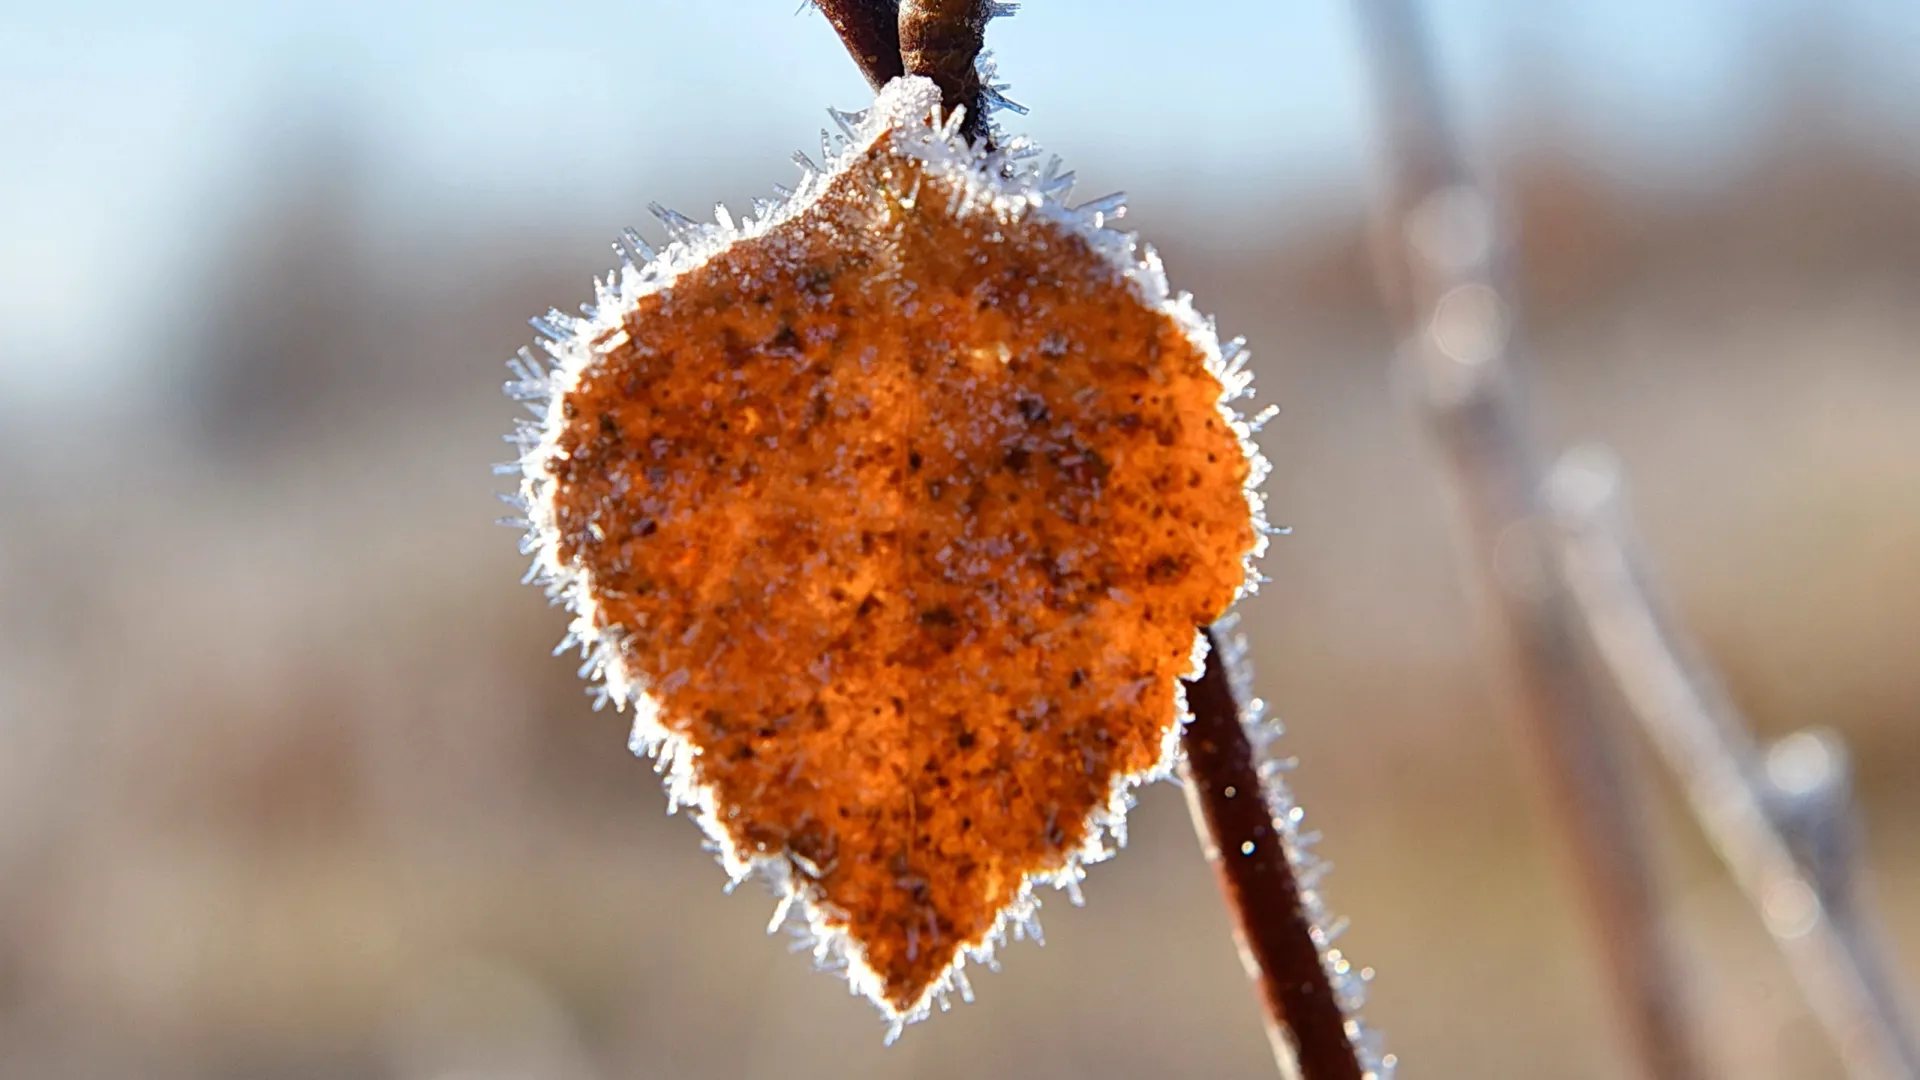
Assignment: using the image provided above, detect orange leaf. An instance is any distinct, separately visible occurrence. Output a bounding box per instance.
[509,77,1266,1034]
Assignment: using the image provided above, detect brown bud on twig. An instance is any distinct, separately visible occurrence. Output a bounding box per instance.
[899,0,993,144]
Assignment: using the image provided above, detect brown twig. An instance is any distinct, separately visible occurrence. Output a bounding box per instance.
[1182,627,1373,1080]
[1354,1,1708,1077]
[898,0,993,145]
[812,0,995,145]
[813,0,905,90]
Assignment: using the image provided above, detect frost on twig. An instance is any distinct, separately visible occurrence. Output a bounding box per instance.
[1182,621,1392,1080]
[898,0,1021,145]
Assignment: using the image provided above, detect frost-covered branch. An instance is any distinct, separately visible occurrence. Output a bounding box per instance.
[1182,625,1383,1080]
[1359,0,1920,1076]
[1548,449,1920,1080]
[1353,1,1708,1077]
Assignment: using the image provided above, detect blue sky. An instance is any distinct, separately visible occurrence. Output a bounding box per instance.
[2,0,1914,406]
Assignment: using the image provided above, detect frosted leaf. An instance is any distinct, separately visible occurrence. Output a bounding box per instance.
[506,76,1269,1030]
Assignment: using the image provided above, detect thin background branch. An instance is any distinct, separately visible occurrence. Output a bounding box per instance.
[1354,1,1707,1076]
[1358,0,1919,1076]
[1549,450,1920,1079]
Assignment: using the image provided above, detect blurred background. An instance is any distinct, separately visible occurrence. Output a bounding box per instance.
[2,2,1917,1077]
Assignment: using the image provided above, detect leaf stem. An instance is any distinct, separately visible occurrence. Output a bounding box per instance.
[897,0,993,145]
